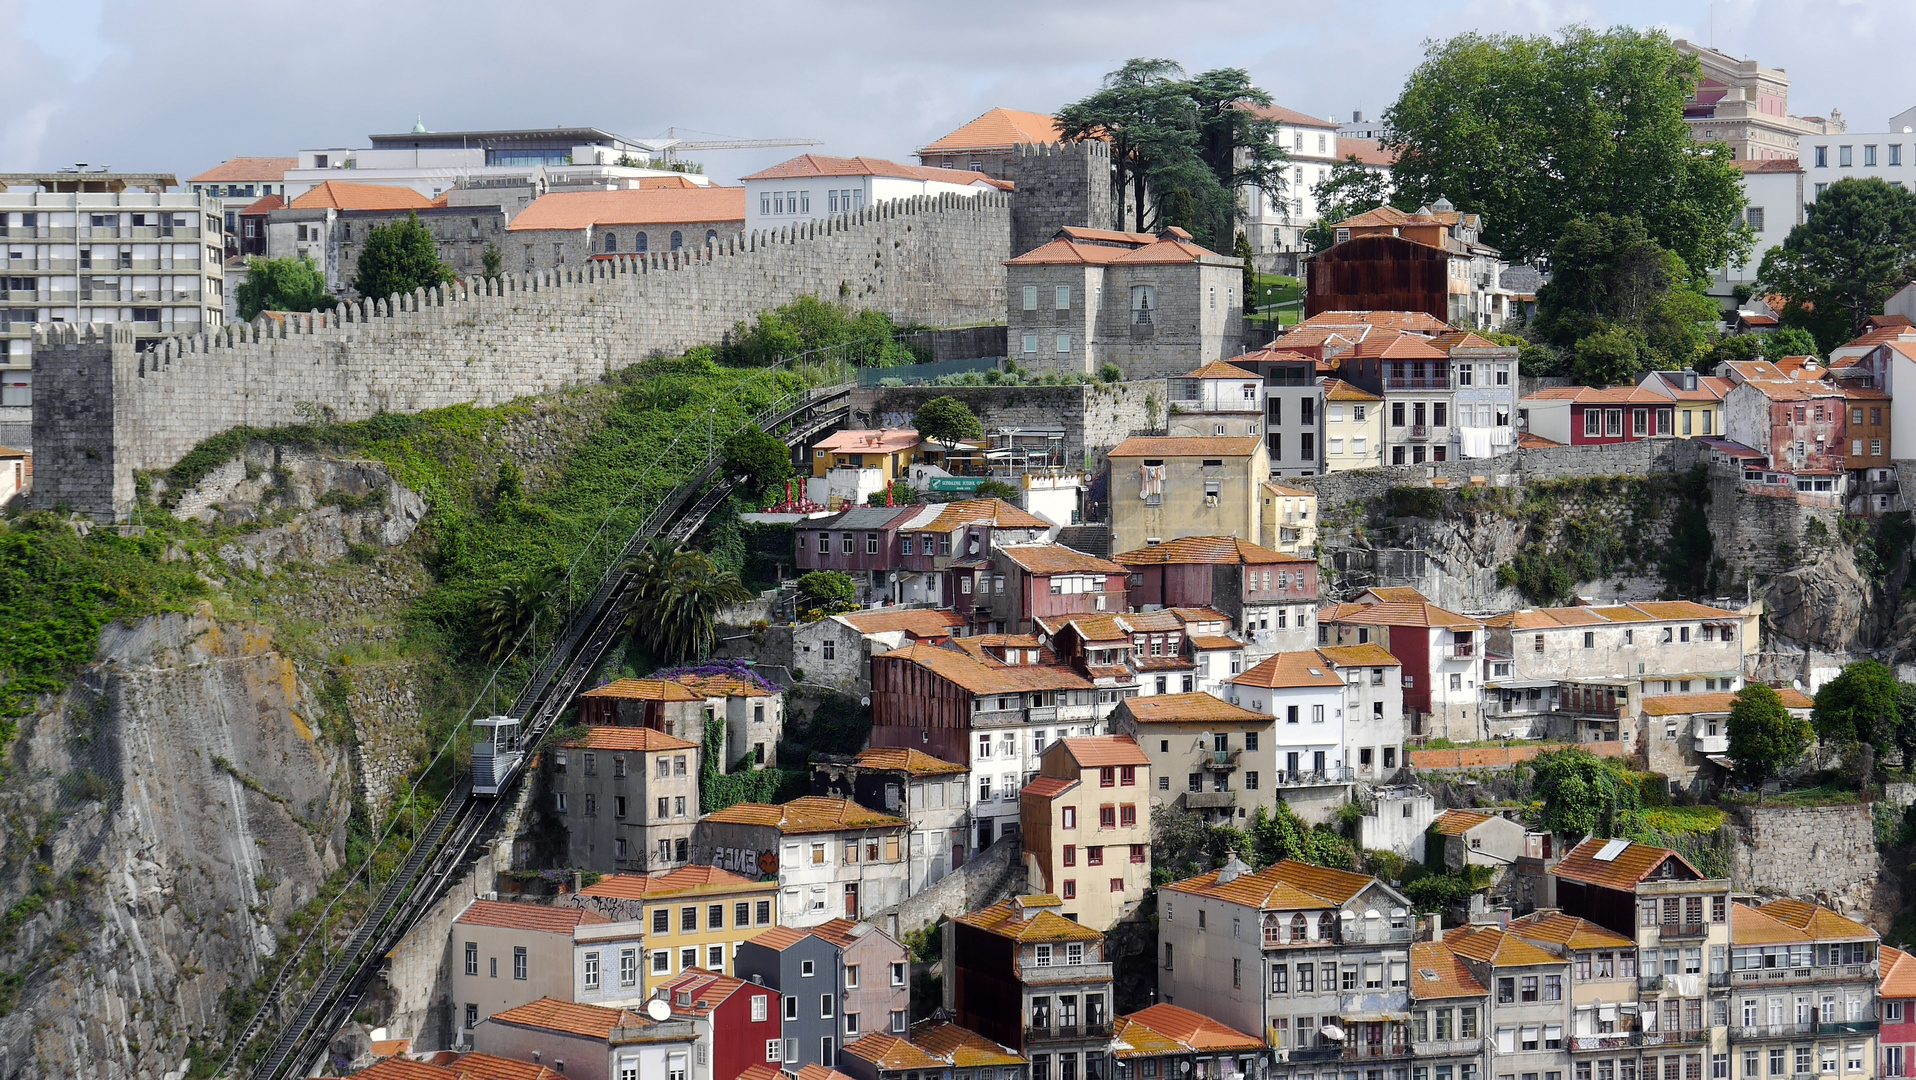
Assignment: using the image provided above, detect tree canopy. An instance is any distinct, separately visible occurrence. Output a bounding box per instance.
[721,424,793,494]
[1384,26,1748,272]
[1812,659,1902,752]
[235,255,335,321]
[1531,215,1717,384]
[624,541,752,662]
[1303,156,1394,252]
[912,396,984,446]
[352,211,453,301]
[795,570,857,614]
[1057,59,1288,249]
[1532,747,1643,838]
[1727,683,1811,788]
[1758,177,1916,349]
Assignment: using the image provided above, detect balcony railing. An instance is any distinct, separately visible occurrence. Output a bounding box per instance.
[1819,1020,1879,1036]
[1659,921,1708,940]
[1732,1023,1814,1041]
[1416,1038,1484,1058]
[1709,972,1731,987]
[1387,377,1451,390]
[1026,706,1058,723]
[1019,961,1114,985]
[1341,1043,1413,1061]
[1204,750,1241,772]
[1641,1029,1711,1047]
[1286,1048,1343,1064]
[1409,424,1430,439]
[1571,1034,1643,1051]
[1728,963,1876,986]
[1639,974,1664,991]
[1026,1020,1113,1042]
[1273,767,1355,787]
[1694,735,1729,754]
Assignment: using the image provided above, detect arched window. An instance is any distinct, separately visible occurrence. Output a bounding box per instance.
[603,233,617,253]
[706,229,718,245]
[1290,913,1308,943]
[1318,911,1338,942]
[670,230,683,251]
[635,233,648,253]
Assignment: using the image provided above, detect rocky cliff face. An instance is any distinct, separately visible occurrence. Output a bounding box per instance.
[0,609,352,1080]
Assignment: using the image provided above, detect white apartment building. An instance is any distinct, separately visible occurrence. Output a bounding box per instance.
[283,125,710,203]
[1239,105,1343,266]
[1319,642,1407,783]
[739,155,1005,235]
[1,173,225,398]
[1714,159,1804,302]
[1226,650,1351,825]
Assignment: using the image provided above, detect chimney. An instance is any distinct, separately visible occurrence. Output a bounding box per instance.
[1217,851,1251,885]
[1427,912,1443,941]
[570,870,582,894]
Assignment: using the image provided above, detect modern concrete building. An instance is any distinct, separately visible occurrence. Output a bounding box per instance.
[1233,345,1325,476]
[1018,735,1153,930]
[0,172,225,373]
[569,865,780,995]
[741,154,1006,235]
[549,726,702,874]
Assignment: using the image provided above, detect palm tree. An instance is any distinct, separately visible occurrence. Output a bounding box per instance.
[624,543,751,662]
[475,565,565,663]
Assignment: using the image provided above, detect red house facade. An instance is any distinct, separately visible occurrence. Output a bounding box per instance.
[1882,947,1916,1077]
[1518,385,1674,446]
[657,967,783,1080]
[1113,535,1319,652]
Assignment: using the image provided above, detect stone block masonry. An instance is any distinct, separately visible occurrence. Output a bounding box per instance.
[34,193,1012,521]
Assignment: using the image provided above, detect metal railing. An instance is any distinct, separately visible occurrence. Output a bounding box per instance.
[1659,921,1708,939]
[1571,1034,1643,1051]
[1273,766,1354,786]
[1026,1021,1113,1042]
[1204,749,1242,771]
[1732,1023,1814,1041]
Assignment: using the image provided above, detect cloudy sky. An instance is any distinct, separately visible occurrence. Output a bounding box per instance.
[1,0,1905,185]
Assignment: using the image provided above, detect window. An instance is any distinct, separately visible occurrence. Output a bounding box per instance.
[513,946,527,980]
[1023,286,1039,310]
[584,951,601,990]
[1841,146,1854,167]
[1055,285,1071,310]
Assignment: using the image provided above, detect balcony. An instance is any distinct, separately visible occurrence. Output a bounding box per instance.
[1019,961,1114,985]
[1409,425,1430,440]
[1709,972,1731,987]
[1286,1048,1343,1064]
[1819,1020,1879,1036]
[1203,749,1242,772]
[1341,1043,1413,1061]
[1639,974,1665,991]
[1732,1024,1814,1041]
[1387,377,1451,390]
[1272,767,1355,787]
[1026,706,1059,723]
[1658,921,1709,940]
[1728,962,1877,986]
[1182,791,1236,811]
[1571,1034,1643,1051]
[1026,1020,1113,1043]
[1694,734,1729,754]
[1641,1029,1711,1047]
[1416,1038,1484,1058]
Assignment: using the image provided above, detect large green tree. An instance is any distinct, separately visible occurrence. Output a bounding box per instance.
[624,541,752,662]
[1532,215,1717,383]
[352,210,454,302]
[475,565,564,663]
[912,396,985,446]
[235,255,335,320]
[1812,659,1901,752]
[1727,683,1812,790]
[1758,177,1916,349]
[1302,155,1394,251]
[721,424,793,495]
[1384,26,1748,271]
[1532,747,1643,838]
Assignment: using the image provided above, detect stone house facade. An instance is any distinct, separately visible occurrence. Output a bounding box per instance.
[1106,692,1274,823]
[549,726,701,875]
[1007,227,1244,379]
[1641,687,1811,795]
[793,608,965,696]
[691,796,911,928]
[810,746,972,894]
[1105,437,1270,555]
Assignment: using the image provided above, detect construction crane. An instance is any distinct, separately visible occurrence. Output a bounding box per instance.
[630,127,823,164]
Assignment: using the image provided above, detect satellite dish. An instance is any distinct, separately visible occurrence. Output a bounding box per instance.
[647,999,671,1022]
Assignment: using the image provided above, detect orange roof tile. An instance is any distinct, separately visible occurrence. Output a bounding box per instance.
[1299,310,1454,332]
[843,1034,947,1071]
[1328,601,1478,630]
[578,678,703,702]
[1059,734,1152,768]
[1506,910,1636,951]
[955,896,1104,942]
[878,643,1091,696]
[559,726,699,753]
[658,968,751,1016]
[1245,104,1338,129]
[702,796,906,835]
[814,428,923,455]
[1524,385,1666,405]
[355,1061,464,1080]
[1432,331,1504,352]
[1430,809,1493,836]
[1232,651,1346,690]
[455,899,608,934]
[913,497,1051,532]
[1118,693,1270,725]
[836,608,966,638]
[794,1066,861,1080]
[1881,946,1916,997]
[997,544,1126,575]
[1360,587,1431,604]
[919,107,1064,153]
[1116,1004,1264,1054]
[239,194,285,216]
[1315,643,1400,668]
[1106,436,1263,458]
[1518,432,1564,449]
[507,188,744,232]
[578,865,771,900]
[1003,236,1135,266]
[1346,335,1449,361]
[743,154,1005,189]
[1552,837,1709,889]
[1641,688,1811,716]
[737,1066,787,1080]
[1447,926,1564,968]
[673,673,775,699]
[447,1053,561,1080]
[1410,941,1489,1000]
[1758,897,1876,941]
[1323,378,1384,402]
[1339,137,1396,168]
[288,180,434,211]
[189,156,298,183]
[1183,359,1265,380]
[488,997,636,1040]
[1114,535,1309,566]
[1732,902,1811,946]
[852,746,968,776]
[1162,858,1375,909]
[1021,775,1078,799]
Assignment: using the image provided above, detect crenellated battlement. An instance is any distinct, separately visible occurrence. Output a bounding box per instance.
[32,192,1012,521]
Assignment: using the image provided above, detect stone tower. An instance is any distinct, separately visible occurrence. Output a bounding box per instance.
[30,323,137,521]
[1003,141,1119,256]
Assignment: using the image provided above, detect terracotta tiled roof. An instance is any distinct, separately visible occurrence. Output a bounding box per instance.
[1162,858,1377,909]
[1106,435,1262,458]
[1641,688,1811,716]
[1346,334,1449,361]
[815,428,923,454]
[288,180,434,211]
[836,608,966,639]
[1263,482,1316,498]
[1299,310,1454,332]
[879,643,1091,696]
[1431,331,1504,352]
[1240,345,1321,365]
[1524,385,1666,404]
[1115,1004,1264,1055]
[915,498,1051,532]
[239,194,285,216]
[919,107,1064,153]
[1731,902,1810,946]
[1735,158,1804,173]
[1881,946,1916,997]
[1114,535,1308,566]
[1551,837,1707,889]
[742,154,1008,190]
[1518,432,1565,449]
[1327,601,1478,630]
[1322,378,1383,402]
[1338,137,1396,167]
[673,673,775,699]
[1118,693,1268,725]
[1021,775,1078,799]
[1507,910,1636,950]
[1232,650,1347,690]
[1113,1012,1188,1057]
[355,1061,464,1080]
[997,544,1126,575]
[447,1053,561,1080]
[455,899,608,933]
[1003,236,1134,266]
[853,746,968,776]
[794,1066,861,1080]
[578,678,703,702]
[1758,897,1876,941]
[1337,204,1469,229]
[1447,926,1564,968]
[737,1066,787,1080]
[579,865,770,900]
[955,896,1104,942]
[1183,359,1265,379]
[488,997,635,1040]
[1189,634,1243,650]
[190,156,298,183]
[1058,225,1160,244]
[1315,643,1400,668]
[1410,941,1489,1000]
[658,968,750,1016]
[1245,104,1338,129]
[702,795,906,834]
[559,726,699,753]
[1360,587,1431,604]
[507,188,744,232]
[1430,809,1493,836]
[747,924,818,952]
[1059,734,1153,768]
[843,1033,947,1070]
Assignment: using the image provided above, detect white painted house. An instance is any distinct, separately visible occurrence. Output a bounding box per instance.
[1225,649,1351,824]
[739,154,1007,235]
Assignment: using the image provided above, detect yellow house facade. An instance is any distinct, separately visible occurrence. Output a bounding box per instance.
[573,864,780,996]
[1321,379,1385,472]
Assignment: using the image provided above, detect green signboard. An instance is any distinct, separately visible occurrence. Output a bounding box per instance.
[926,476,986,492]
